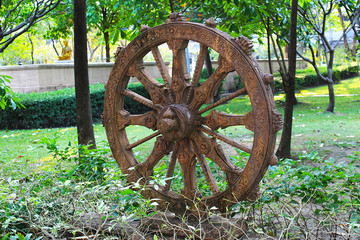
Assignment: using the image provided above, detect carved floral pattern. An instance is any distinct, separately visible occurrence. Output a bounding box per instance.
[103,13,280,215]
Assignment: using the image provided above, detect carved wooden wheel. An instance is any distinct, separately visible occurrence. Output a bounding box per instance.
[104,13,282,214]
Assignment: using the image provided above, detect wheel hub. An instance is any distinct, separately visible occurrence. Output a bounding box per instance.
[157,104,194,141]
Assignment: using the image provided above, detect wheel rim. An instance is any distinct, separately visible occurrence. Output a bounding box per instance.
[104,14,282,214]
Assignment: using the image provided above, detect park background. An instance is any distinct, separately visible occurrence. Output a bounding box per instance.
[0,0,360,239]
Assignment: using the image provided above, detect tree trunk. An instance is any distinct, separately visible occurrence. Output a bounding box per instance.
[28,33,34,64]
[206,50,220,102]
[352,32,357,59]
[51,39,59,56]
[276,0,298,159]
[73,0,96,148]
[104,30,110,62]
[276,79,295,158]
[325,81,335,112]
[266,18,273,74]
[325,51,335,113]
[338,7,350,53]
[290,89,298,105]
[101,45,104,62]
[87,39,100,62]
[205,50,213,77]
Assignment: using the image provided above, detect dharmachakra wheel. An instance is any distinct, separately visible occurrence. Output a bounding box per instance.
[103,13,282,214]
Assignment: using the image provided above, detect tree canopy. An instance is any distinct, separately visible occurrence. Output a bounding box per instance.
[0,0,62,53]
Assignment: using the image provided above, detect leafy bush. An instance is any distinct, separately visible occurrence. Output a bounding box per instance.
[40,134,109,181]
[231,153,360,238]
[274,64,359,92]
[0,136,153,239]
[0,82,150,130]
[0,75,23,110]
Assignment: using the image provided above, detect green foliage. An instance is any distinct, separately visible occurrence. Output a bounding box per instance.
[0,134,153,238]
[87,0,123,42]
[0,75,23,110]
[231,152,360,237]
[0,0,61,53]
[40,134,109,180]
[0,82,150,130]
[43,0,73,41]
[200,67,215,79]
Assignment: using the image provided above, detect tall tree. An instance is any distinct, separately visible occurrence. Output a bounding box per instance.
[297,0,360,113]
[276,0,298,158]
[87,0,124,62]
[342,0,360,47]
[0,0,62,109]
[0,0,62,53]
[337,6,351,55]
[257,1,298,105]
[73,0,96,148]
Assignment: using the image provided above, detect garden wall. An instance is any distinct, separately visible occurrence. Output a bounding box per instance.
[1,59,308,93]
[0,62,168,93]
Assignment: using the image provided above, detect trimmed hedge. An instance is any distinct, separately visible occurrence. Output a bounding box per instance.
[0,82,150,130]
[274,64,359,92]
[1,64,358,130]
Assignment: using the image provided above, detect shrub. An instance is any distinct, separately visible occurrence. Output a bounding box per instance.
[274,64,359,92]
[0,82,150,130]
[0,75,23,110]
[0,136,153,239]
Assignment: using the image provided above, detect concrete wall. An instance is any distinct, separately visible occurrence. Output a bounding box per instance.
[212,59,308,93]
[1,62,169,93]
[1,59,307,93]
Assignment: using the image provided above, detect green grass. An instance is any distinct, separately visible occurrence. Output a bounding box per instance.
[0,125,107,178]
[1,76,359,174]
[277,77,360,146]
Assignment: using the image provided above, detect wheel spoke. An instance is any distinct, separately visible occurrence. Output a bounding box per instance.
[151,46,175,102]
[168,39,190,103]
[126,131,161,150]
[136,137,174,178]
[177,139,198,199]
[164,142,179,191]
[116,110,158,130]
[197,87,247,115]
[190,139,220,194]
[190,130,236,172]
[122,89,161,111]
[188,56,234,110]
[201,109,254,131]
[128,60,169,105]
[186,44,208,104]
[199,125,252,154]
[190,130,243,186]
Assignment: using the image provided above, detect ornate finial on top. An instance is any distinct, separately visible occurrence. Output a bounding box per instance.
[141,25,150,32]
[166,12,186,23]
[205,17,216,28]
[233,36,254,56]
[263,73,274,85]
[114,46,125,58]
[269,155,279,166]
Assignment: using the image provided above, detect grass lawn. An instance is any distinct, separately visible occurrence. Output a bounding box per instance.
[277,77,360,156]
[1,76,359,173]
